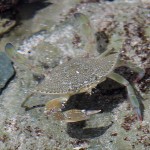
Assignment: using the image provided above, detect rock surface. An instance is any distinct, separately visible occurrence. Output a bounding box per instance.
[0,0,149,150]
[0,52,14,91]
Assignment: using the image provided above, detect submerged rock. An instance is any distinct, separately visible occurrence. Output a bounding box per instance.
[0,52,15,91]
[0,18,16,36]
[0,0,149,149]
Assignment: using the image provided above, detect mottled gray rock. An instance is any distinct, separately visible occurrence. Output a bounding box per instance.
[0,52,15,91]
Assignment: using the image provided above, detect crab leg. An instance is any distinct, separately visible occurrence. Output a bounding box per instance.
[5,43,43,74]
[45,97,101,122]
[108,72,142,121]
[74,13,97,56]
[21,93,41,111]
[118,60,145,82]
[45,97,69,112]
[5,43,28,66]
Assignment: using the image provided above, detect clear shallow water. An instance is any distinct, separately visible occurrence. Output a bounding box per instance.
[0,0,149,149]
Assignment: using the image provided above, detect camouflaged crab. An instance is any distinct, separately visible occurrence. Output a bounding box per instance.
[5,13,145,122]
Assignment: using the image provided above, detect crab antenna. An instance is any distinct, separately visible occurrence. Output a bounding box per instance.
[100,24,125,57]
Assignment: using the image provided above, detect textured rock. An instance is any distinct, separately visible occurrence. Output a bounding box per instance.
[0,18,16,36]
[0,52,15,91]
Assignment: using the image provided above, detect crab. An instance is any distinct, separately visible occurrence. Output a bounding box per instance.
[5,13,145,123]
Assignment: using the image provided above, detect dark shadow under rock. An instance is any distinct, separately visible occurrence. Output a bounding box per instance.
[17,0,52,21]
[67,121,113,139]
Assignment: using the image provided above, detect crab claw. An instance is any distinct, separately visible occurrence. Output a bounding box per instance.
[45,99,101,122]
[63,109,101,123]
[44,99,65,121]
[45,99,63,113]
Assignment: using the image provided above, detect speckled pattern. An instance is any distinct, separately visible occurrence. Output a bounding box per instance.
[35,53,119,94]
